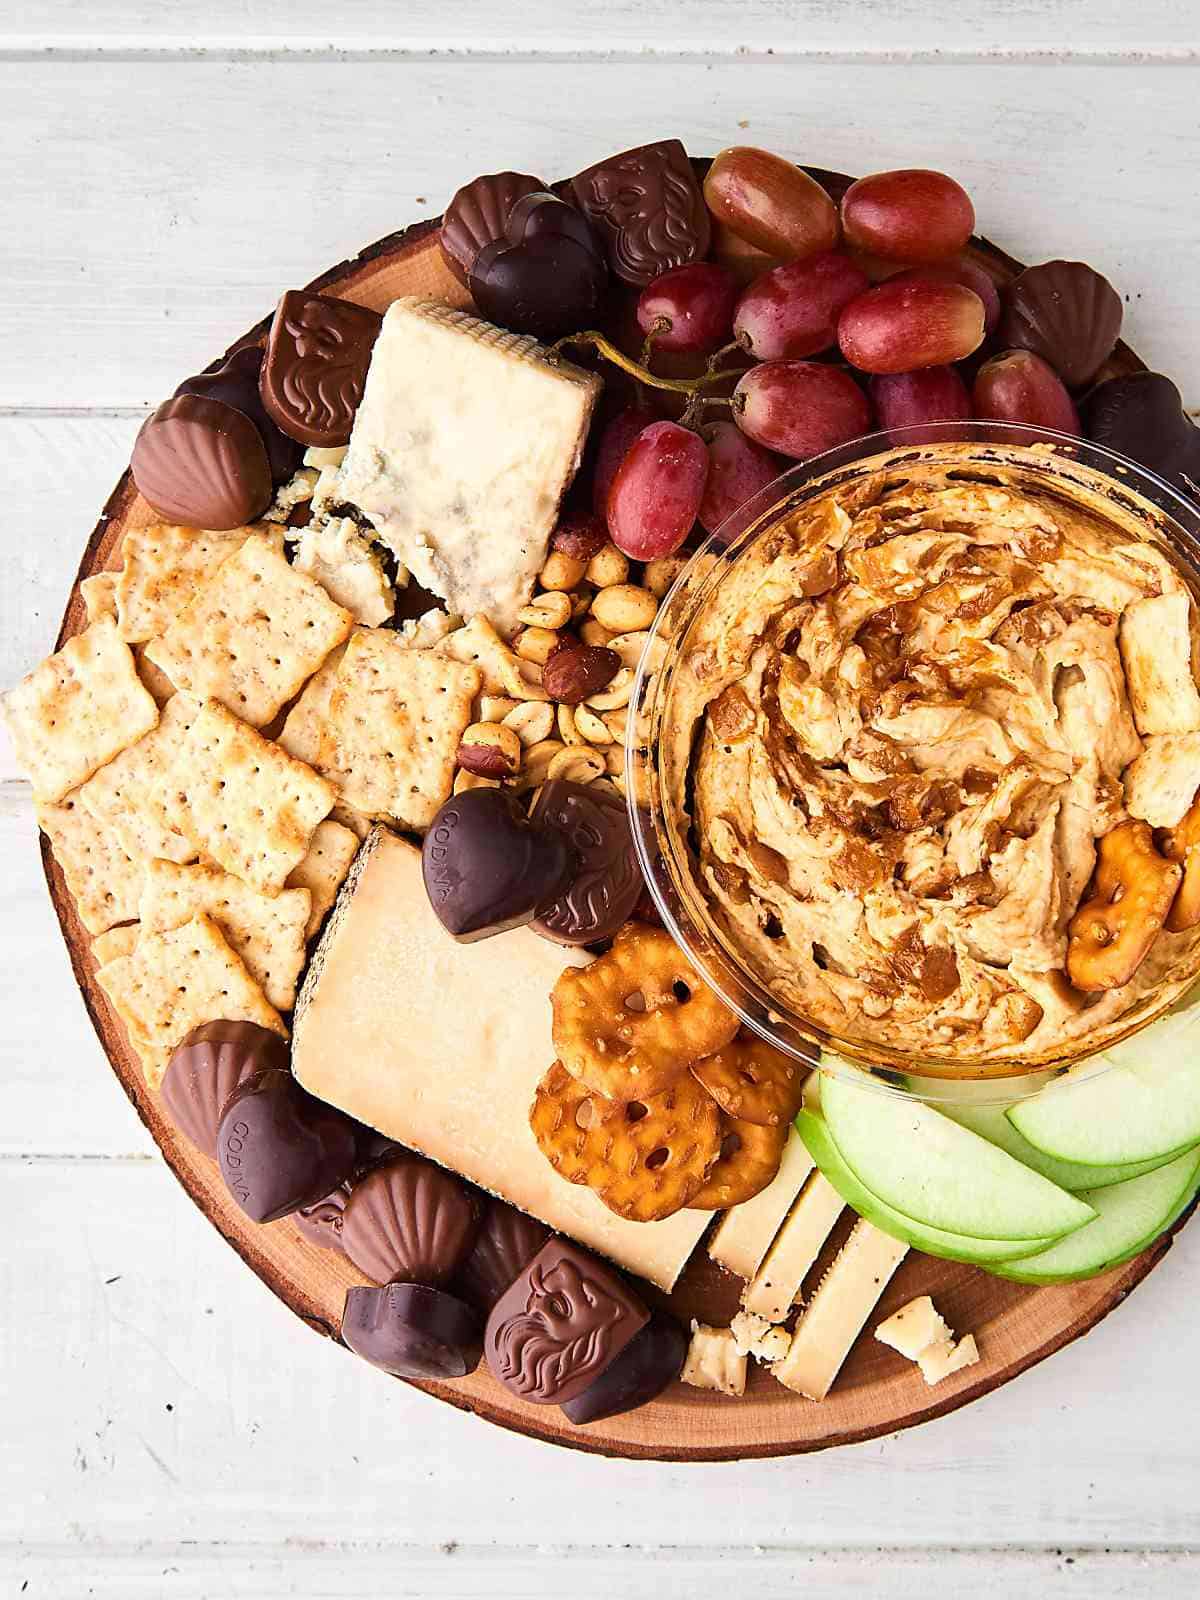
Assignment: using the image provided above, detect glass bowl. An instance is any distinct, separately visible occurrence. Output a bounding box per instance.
[626,422,1200,1106]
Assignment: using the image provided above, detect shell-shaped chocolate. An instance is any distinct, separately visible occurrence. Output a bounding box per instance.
[572,140,710,287]
[1083,371,1200,495]
[341,1156,479,1286]
[1000,260,1123,389]
[259,291,382,449]
[455,1201,550,1310]
[440,170,544,284]
[161,1020,288,1158]
[132,393,272,529]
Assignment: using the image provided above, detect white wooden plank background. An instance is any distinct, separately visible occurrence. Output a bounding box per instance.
[4,5,1200,1596]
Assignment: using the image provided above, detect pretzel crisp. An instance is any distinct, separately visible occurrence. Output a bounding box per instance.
[551,923,740,1101]
[1067,820,1181,992]
[687,1116,788,1210]
[1159,791,1200,932]
[530,1061,723,1221]
[690,1032,806,1127]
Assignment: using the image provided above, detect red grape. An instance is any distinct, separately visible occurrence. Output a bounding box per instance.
[606,421,709,560]
[890,259,1001,335]
[838,280,985,373]
[841,169,975,264]
[870,367,973,429]
[733,362,872,460]
[733,251,870,361]
[973,350,1081,434]
[704,147,840,260]
[699,420,783,537]
[591,409,650,516]
[637,263,739,353]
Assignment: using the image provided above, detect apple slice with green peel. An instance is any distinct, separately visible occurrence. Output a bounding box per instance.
[987,1146,1200,1284]
[820,1072,1096,1242]
[795,1109,1058,1264]
[946,1103,1192,1191]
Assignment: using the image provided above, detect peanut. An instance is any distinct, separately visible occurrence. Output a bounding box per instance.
[539,550,588,592]
[644,555,688,598]
[501,700,555,747]
[479,695,520,723]
[590,584,658,633]
[456,722,522,779]
[547,746,607,785]
[573,704,613,745]
[517,591,572,630]
[515,626,560,665]
[580,618,615,648]
[585,542,631,589]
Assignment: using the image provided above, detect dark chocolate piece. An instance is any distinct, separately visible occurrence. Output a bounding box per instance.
[259,291,383,448]
[1000,260,1123,389]
[131,393,272,529]
[561,1310,687,1425]
[161,1019,288,1159]
[342,1283,483,1380]
[175,345,304,486]
[468,191,608,340]
[294,1180,351,1253]
[1083,372,1200,498]
[441,170,544,284]
[484,1237,648,1405]
[217,1068,358,1223]
[421,787,575,943]
[455,1202,550,1311]
[530,780,644,946]
[572,140,710,288]
[341,1156,479,1286]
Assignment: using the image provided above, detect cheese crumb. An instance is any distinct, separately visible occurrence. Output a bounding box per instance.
[874,1295,951,1361]
[681,1322,747,1397]
[917,1333,980,1386]
[730,1310,792,1365]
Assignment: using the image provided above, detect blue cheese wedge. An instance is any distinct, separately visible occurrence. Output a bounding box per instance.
[336,298,601,637]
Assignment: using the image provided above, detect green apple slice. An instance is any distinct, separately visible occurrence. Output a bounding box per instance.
[988,1146,1200,1283]
[820,1072,1096,1242]
[795,1109,1057,1264]
[946,1103,1192,1191]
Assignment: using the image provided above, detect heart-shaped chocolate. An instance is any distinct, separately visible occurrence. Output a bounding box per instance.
[342,1283,483,1380]
[176,345,304,486]
[1083,372,1200,499]
[421,788,575,943]
[468,192,608,340]
[217,1068,359,1223]
[441,169,544,284]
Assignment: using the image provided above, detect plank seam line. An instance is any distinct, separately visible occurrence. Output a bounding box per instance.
[0,406,150,419]
[0,1152,155,1164]
[2,44,1200,65]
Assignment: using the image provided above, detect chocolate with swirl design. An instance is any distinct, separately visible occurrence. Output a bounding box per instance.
[530,779,644,946]
[260,291,382,448]
[484,1238,648,1405]
[571,140,710,287]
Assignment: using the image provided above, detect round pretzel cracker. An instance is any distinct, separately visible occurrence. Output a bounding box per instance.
[1067,820,1181,992]
[529,1061,723,1222]
[687,1116,788,1211]
[690,1032,806,1127]
[551,922,740,1101]
[1159,791,1200,931]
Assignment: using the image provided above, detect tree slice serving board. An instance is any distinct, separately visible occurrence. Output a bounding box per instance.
[41,165,1189,1461]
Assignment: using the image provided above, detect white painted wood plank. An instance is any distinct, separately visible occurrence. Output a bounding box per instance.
[4,1158,1200,1556]
[8,0,1200,56]
[1,60,1198,408]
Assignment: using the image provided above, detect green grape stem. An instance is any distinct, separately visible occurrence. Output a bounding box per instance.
[549,330,743,396]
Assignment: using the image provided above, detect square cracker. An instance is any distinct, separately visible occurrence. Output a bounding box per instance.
[115,523,272,644]
[5,618,159,804]
[95,913,285,1090]
[80,572,119,626]
[277,641,348,770]
[78,692,199,864]
[91,924,140,964]
[36,794,143,935]
[286,819,361,939]
[319,629,481,827]
[142,532,353,728]
[139,857,310,1011]
[153,699,335,895]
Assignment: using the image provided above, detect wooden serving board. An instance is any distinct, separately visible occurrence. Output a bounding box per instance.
[41,168,1186,1461]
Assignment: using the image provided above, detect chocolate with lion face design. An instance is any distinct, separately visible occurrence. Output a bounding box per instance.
[571,140,710,287]
[259,290,382,448]
[484,1238,649,1404]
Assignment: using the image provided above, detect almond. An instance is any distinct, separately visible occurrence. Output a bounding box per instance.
[542,642,621,706]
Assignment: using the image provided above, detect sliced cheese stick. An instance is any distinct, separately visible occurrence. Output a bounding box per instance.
[741,1171,845,1322]
[774,1220,909,1401]
[708,1126,816,1281]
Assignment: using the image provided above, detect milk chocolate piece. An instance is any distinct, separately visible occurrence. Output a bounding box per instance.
[341,1156,479,1286]
[260,291,383,448]
[530,780,643,946]
[1084,372,1200,496]
[342,1283,484,1380]
[468,192,608,340]
[562,1310,687,1425]
[132,394,272,529]
[217,1068,358,1223]
[294,1180,351,1252]
[1000,260,1123,389]
[455,1201,551,1311]
[161,1019,288,1158]
[441,170,544,284]
[485,1237,648,1405]
[572,140,710,287]
[176,345,304,486]
[421,788,575,943]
